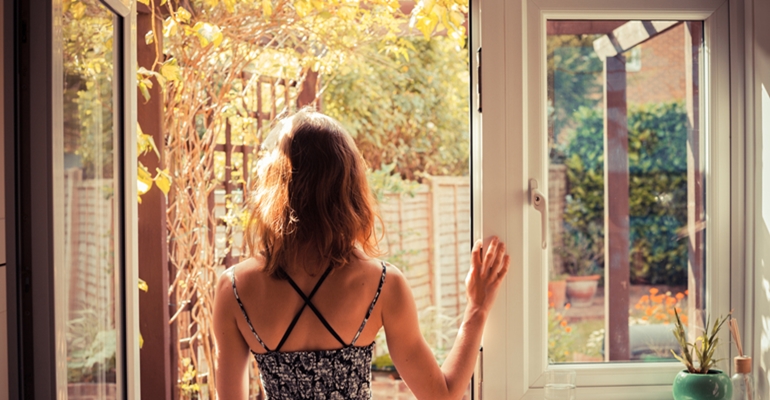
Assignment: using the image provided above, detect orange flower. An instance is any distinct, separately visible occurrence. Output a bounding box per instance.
[548,290,553,298]
[565,326,572,333]
[666,297,677,306]
[560,320,568,327]
[649,288,659,295]
[652,295,664,304]
[640,295,650,303]
[676,292,685,300]
[685,289,689,295]
[645,308,654,316]
[564,303,571,310]
[680,315,689,324]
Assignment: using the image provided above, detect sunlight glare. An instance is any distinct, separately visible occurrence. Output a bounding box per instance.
[762,84,770,229]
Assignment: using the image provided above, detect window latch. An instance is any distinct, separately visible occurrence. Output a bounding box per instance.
[529,179,548,249]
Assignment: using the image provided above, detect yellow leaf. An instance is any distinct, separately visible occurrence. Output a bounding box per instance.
[449,10,463,28]
[137,0,149,5]
[262,0,273,17]
[138,81,151,103]
[154,168,172,196]
[223,0,235,13]
[139,333,144,349]
[138,278,149,292]
[163,17,178,37]
[294,0,311,17]
[160,59,181,82]
[192,22,223,48]
[138,162,154,195]
[70,2,86,19]
[145,30,154,45]
[176,7,192,23]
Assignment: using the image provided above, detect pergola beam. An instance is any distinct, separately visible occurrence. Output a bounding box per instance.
[593,20,679,60]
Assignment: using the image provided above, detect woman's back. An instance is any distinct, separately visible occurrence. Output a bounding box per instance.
[212,109,510,400]
[224,253,387,399]
[230,254,387,354]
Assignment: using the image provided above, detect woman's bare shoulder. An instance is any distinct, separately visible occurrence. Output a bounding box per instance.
[219,256,267,290]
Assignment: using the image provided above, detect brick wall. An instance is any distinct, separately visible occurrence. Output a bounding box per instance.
[626,23,686,105]
[548,165,567,275]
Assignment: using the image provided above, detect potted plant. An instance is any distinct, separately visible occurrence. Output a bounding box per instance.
[559,224,603,307]
[548,272,569,310]
[670,310,733,400]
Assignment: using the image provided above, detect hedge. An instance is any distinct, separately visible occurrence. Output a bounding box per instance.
[562,102,690,285]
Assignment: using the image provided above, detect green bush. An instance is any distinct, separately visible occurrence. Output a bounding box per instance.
[563,102,689,285]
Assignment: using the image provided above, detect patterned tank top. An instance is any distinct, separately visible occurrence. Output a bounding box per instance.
[231,262,387,400]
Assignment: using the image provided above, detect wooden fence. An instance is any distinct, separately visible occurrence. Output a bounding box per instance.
[214,175,472,326]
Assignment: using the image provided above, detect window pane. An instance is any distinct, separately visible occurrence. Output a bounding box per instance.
[62,0,120,395]
[546,20,705,363]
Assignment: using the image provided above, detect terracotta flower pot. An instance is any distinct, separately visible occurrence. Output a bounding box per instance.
[672,369,733,400]
[548,280,567,309]
[565,274,600,307]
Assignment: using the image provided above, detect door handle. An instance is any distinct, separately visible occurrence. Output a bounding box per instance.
[529,179,548,249]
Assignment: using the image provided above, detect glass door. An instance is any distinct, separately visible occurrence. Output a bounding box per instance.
[11,0,138,396]
[57,0,138,397]
[477,0,738,398]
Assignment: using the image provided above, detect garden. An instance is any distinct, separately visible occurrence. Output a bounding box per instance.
[62,0,473,397]
[545,24,700,364]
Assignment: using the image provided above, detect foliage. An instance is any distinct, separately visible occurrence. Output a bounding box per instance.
[179,358,201,398]
[562,102,690,285]
[548,290,573,362]
[631,287,688,326]
[66,308,117,383]
[547,34,603,162]
[137,0,471,394]
[558,222,602,276]
[367,162,421,201]
[671,310,731,374]
[324,37,470,180]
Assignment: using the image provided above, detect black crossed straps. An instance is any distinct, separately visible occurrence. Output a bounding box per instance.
[231,261,387,353]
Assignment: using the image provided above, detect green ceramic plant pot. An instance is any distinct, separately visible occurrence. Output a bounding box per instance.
[672,369,733,400]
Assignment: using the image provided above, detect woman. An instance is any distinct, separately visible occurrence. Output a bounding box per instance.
[213,109,509,399]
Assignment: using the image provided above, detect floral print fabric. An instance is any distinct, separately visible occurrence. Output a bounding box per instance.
[252,343,374,399]
[231,262,387,400]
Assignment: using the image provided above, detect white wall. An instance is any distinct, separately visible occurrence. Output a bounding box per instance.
[752,0,770,396]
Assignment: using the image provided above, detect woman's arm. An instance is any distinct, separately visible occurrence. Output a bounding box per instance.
[382,237,509,400]
[212,270,252,400]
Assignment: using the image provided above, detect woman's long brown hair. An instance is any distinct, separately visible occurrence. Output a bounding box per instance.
[244,108,383,277]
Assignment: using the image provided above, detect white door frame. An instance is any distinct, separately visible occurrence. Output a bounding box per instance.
[476,0,748,398]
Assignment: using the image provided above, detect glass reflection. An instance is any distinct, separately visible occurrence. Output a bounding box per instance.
[62,0,119,396]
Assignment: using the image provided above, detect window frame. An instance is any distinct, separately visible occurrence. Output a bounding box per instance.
[476,0,746,398]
